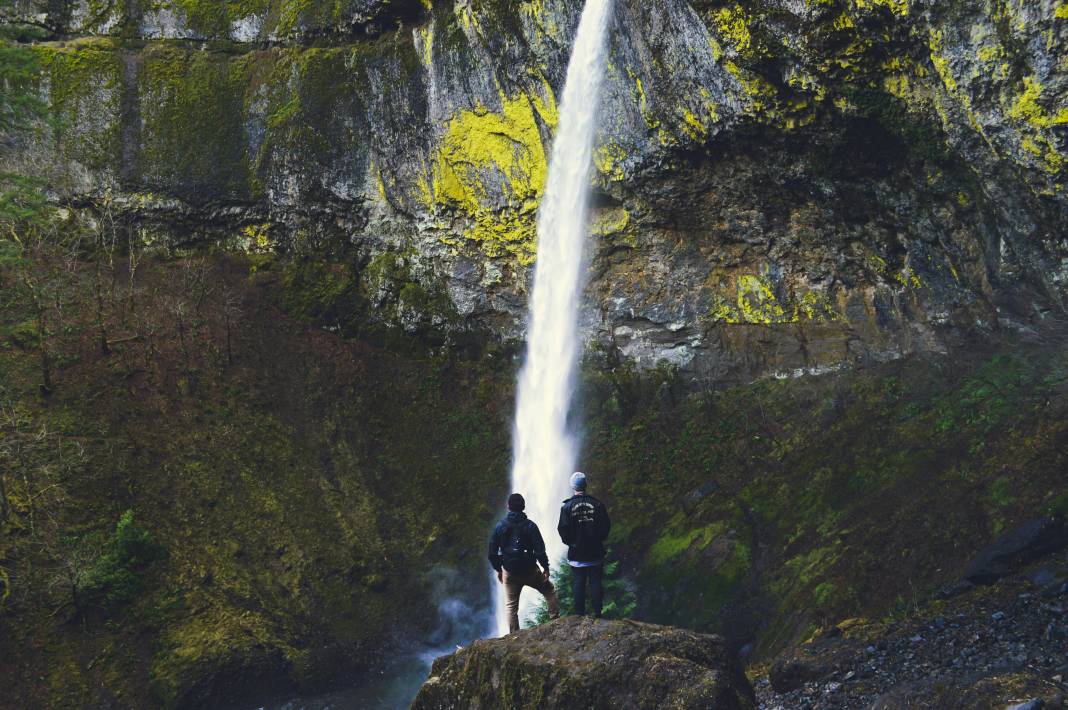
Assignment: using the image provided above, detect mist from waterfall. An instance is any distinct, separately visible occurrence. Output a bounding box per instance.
[495,0,614,635]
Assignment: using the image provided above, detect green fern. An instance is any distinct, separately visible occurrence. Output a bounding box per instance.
[527,552,637,627]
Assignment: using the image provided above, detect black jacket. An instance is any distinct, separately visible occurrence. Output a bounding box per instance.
[558,494,611,563]
[488,511,549,573]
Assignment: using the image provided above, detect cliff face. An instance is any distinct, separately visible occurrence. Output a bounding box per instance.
[4,0,1066,380]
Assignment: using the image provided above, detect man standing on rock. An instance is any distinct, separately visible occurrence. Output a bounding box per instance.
[558,472,611,618]
[489,493,560,634]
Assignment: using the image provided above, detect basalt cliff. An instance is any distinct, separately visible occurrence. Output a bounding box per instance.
[4,0,1066,377]
[1,1,1067,708]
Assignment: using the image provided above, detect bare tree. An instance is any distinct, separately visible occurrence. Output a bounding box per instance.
[122,227,144,330]
[51,531,103,617]
[89,193,120,355]
[0,386,82,613]
[8,223,62,393]
[222,284,242,367]
[172,297,191,377]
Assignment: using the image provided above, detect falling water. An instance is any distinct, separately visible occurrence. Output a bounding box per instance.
[495,0,614,635]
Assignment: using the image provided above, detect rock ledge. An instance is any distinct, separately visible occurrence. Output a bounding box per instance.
[412,616,755,710]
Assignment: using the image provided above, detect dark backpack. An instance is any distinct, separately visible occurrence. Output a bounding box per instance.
[500,520,536,573]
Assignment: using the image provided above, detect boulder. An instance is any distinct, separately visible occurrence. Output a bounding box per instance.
[412,617,755,710]
[964,517,1068,585]
[682,480,720,513]
[769,657,825,694]
[1005,700,1044,710]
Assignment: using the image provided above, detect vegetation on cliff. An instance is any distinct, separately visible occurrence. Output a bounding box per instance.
[583,340,1068,652]
[0,236,511,707]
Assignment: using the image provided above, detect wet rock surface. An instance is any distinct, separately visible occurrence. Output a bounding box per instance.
[966,517,1068,585]
[413,616,755,710]
[756,554,1068,710]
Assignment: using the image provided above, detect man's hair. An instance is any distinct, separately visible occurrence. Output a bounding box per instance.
[507,493,525,511]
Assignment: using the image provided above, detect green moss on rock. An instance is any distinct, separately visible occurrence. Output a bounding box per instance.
[33,40,123,173]
[140,45,254,199]
[413,618,755,710]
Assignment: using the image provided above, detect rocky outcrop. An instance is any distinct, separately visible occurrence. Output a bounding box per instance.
[756,553,1068,709]
[412,617,755,710]
[965,516,1068,585]
[2,0,1066,381]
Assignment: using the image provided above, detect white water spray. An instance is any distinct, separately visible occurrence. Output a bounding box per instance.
[495,0,614,635]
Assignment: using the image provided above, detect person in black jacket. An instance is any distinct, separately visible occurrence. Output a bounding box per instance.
[557,471,611,618]
[488,493,560,633]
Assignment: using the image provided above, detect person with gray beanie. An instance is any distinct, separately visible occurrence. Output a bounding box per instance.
[557,471,611,617]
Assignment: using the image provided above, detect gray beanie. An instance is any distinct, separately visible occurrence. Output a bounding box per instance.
[570,471,587,491]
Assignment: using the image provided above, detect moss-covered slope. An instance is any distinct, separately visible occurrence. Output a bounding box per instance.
[583,335,1068,655]
[0,247,511,708]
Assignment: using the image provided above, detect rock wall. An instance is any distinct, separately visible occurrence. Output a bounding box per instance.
[3,0,1067,380]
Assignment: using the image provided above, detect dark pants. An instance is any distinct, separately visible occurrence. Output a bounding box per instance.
[571,564,604,617]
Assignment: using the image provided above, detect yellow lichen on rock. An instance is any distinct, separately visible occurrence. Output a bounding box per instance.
[853,0,909,16]
[455,2,479,36]
[239,223,271,252]
[832,13,856,31]
[415,24,434,69]
[424,90,558,264]
[881,57,934,108]
[710,274,785,325]
[725,62,780,118]
[627,73,663,133]
[681,108,708,140]
[927,29,959,95]
[595,141,628,182]
[710,4,761,60]
[1006,76,1067,175]
[677,87,722,141]
[590,206,631,239]
[371,163,389,203]
[707,273,841,325]
[1009,76,1068,130]
[895,265,925,290]
[519,0,559,39]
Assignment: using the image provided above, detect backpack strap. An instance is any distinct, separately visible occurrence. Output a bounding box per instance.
[501,518,531,554]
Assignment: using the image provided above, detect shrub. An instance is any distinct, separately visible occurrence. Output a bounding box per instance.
[528,554,636,627]
[74,510,166,613]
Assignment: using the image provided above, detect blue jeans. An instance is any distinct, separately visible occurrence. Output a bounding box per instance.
[571,564,604,617]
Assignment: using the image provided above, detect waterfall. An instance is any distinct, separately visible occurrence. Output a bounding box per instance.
[495,0,614,635]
